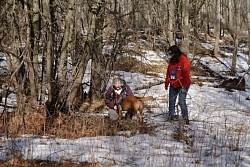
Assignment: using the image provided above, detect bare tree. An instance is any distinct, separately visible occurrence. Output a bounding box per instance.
[4,1,28,112]
[231,0,241,76]
[214,0,221,56]
[32,0,40,94]
[228,0,233,31]
[168,0,176,46]
[24,0,39,108]
[248,0,250,65]
[56,0,76,111]
[87,0,105,103]
[181,0,190,55]
[42,0,55,112]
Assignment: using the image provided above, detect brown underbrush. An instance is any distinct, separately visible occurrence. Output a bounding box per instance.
[0,157,103,167]
[0,107,158,139]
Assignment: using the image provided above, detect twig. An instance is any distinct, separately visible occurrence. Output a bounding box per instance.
[236,67,250,88]
[10,49,26,81]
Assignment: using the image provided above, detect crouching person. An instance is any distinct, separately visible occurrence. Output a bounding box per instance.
[105,77,134,120]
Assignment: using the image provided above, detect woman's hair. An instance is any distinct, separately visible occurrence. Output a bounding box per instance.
[112,77,124,88]
[168,45,182,64]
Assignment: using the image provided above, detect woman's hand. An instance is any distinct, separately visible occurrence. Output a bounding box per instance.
[181,87,186,93]
[114,105,117,110]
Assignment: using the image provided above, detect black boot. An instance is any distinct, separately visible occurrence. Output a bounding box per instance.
[183,118,189,125]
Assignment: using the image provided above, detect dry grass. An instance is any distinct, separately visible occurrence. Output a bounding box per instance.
[0,107,159,139]
[0,156,105,167]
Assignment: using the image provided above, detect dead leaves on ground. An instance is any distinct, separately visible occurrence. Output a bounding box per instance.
[0,109,159,139]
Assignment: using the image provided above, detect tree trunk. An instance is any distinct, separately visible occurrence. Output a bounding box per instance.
[32,0,40,102]
[231,1,241,76]
[181,0,190,55]
[4,1,26,113]
[42,0,55,111]
[24,0,38,108]
[65,0,86,110]
[88,0,105,103]
[66,43,91,109]
[214,0,220,56]
[168,0,175,46]
[205,0,209,39]
[247,0,250,65]
[228,0,233,29]
[57,0,76,104]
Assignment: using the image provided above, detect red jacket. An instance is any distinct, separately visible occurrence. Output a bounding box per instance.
[165,54,191,89]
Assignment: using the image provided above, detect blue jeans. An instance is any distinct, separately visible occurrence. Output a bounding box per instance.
[168,85,190,119]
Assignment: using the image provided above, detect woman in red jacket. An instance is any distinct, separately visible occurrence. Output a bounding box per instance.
[165,45,191,124]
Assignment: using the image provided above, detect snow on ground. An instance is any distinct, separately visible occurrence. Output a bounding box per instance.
[0,47,250,166]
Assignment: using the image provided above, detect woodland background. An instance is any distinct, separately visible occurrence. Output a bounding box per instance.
[0,0,250,166]
[0,0,250,121]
